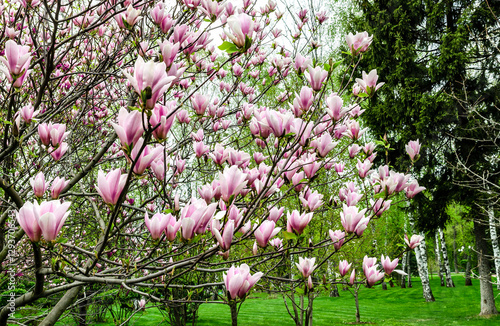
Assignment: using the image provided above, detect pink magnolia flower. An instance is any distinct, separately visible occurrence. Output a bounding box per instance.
[50,177,69,199]
[111,108,144,151]
[19,104,39,123]
[123,57,174,110]
[304,65,328,91]
[294,53,312,73]
[296,257,317,278]
[37,200,72,241]
[49,142,69,161]
[286,210,313,235]
[299,189,323,212]
[345,31,373,55]
[329,229,345,250]
[355,69,384,96]
[405,234,423,249]
[369,198,391,216]
[267,206,284,222]
[130,138,163,175]
[339,260,352,277]
[212,220,235,251]
[150,102,176,141]
[198,184,214,203]
[96,169,127,205]
[350,269,356,285]
[145,212,170,240]
[314,132,337,158]
[194,141,209,158]
[405,180,425,198]
[31,172,49,198]
[223,263,263,299]
[365,265,384,286]
[340,204,368,235]
[0,40,32,87]
[218,165,248,203]
[293,86,314,112]
[381,255,399,275]
[115,5,142,29]
[254,220,281,247]
[176,109,191,124]
[326,94,347,121]
[406,139,421,161]
[224,13,254,49]
[253,152,267,165]
[165,213,181,241]
[16,201,42,242]
[180,198,217,240]
[356,159,373,178]
[191,93,210,115]
[158,40,180,68]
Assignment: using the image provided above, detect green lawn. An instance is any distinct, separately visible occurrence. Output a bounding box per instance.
[53,274,500,325]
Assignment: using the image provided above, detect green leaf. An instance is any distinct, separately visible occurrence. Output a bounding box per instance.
[357,93,369,98]
[218,41,240,54]
[295,287,305,295]
[282,231,298,240]
[56,237,68,244]
[332,59,344,70]
[324,63,331,71]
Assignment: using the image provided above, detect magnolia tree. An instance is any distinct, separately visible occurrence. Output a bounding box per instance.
[0,1,425,325]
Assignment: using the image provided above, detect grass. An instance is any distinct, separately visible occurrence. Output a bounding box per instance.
[51,274,500,325]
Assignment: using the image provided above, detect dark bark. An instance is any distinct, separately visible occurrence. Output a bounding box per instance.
[465,254,473,286]
[39,286,82,326]
[474,219,498,315]
[229,302,238,326]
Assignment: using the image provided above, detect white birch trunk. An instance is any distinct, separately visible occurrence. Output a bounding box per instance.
[413,232,435,302]
[434,232,444,286]
[487,206,500,290]
[438,227,455,287]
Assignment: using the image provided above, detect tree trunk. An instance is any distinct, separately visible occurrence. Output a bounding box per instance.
[488,206,500,290]
[229,302,238,326]
[474,219,499,315]
[400,251,406,288]
[330,285,339,297]
[453,224,459,273]
[414,232,435,302]
[407,251,412,288]
[435,232,445,286]
[465,254,472,286]
[354,288,360,323]
[439,227,455,287]
[39,286,82,326]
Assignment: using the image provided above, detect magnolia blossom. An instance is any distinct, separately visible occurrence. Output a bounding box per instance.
[96,169,127,205]
[406,139,421,161]
[223,264,263,299]
[51,177,69,199]
[145,212,170,240]
[150,102,176,141]
[286,210,313,235]
[355,69,384,96]
[16,202,42,242]
[212,220,235,251]
[0,40,32,87]
[381,255,399,275]
[405,234,423,249]
[304,65,328,91]
[130,139,163,175]
[180,199,217,240]
[329,229,345,250]
[111,108,144,151]
[218,165,247,203]
[115,5,142,29]
[17,200,71,242]
[224,13,254,48]
[19,104,39,123]
[346,31,373,55]
[340,204,369,235]
[254,220,281,247]
[123,57,174,109]
[31,172,49,198]
[339,260,352,277]
[405,180,425,198]
[296,257,317,278]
